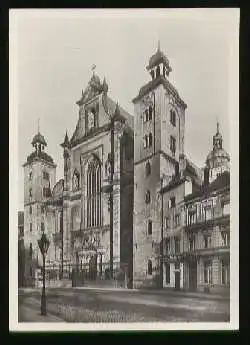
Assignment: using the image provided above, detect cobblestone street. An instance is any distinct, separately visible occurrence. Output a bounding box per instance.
[18,287,230,323]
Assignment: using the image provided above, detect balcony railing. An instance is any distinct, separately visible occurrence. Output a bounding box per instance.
[183,245,230,258]
[185,214,230,231]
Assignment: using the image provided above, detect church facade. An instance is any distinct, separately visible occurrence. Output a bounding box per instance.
[22,44,230,292]
[23,73,134,286]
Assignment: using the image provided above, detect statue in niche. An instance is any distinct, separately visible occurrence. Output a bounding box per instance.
[88,108,96,131]
[105,153,112,178]
[73,172,79,191]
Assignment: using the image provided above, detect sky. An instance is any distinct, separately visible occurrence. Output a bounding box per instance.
[14,9,237,211]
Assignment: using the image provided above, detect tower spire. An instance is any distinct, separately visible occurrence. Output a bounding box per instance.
[38,118,40,133]
[157,39,161,51]
[216,120,220,134]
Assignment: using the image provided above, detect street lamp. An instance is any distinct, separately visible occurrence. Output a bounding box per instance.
[37,232,50,316]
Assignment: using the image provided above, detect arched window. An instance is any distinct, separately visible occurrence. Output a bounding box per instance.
[143,135,148,149]
[145,190,151,204]
[29,205,32,215]
[86,157,102,228]
[156,65,160,78]
[72,170,80,191]
[148,220,152,235]
[146,161,151,177]
[145,109,149,122]
[148,260,152,275]
[148,106,152,121]
[148,132,153,147]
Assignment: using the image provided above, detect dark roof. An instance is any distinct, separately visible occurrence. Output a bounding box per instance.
[160,176,187,195]
[147,49,172,71]
[132,75,187,109]
[18,211,24,226]
[25,150,55,166]
[31,132,47,147]
[106,96,134,130]
[185,171,230,202]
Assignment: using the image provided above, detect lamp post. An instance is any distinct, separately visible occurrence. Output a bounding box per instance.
[38,233,50,316]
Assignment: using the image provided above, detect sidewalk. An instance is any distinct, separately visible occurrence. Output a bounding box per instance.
[19,304,65,323]
[73,286,230,301]
[19,286,229,301]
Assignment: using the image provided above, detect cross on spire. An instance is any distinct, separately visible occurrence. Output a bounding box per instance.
[91,64,96,74]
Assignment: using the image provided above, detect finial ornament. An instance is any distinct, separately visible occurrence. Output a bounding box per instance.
[217,121,220,134]
[91,64,96,74]
[38,118,40,133]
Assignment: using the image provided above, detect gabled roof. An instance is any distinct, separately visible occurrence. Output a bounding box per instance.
[132,75,187,109]
[24,150,55,166]
[106,96,134,130]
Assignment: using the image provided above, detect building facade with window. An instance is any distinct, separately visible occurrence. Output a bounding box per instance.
[132,44,189,288]
[22,72,134,285]
[22,131,57,284]
[183,125,230,293]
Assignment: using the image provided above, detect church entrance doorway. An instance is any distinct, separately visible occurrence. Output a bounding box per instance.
[89,254,97,280]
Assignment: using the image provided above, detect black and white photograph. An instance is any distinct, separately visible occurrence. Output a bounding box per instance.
[9,8,239,331]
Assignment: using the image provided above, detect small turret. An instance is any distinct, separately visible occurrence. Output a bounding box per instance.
[61,131,69,149]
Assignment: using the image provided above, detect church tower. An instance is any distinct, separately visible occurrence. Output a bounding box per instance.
[23,126,56,283]
[132,43,187,288]
[205,122,230,184]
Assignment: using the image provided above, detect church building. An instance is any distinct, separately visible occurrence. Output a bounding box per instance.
[21,44,230,292]
[23,71,134,286]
